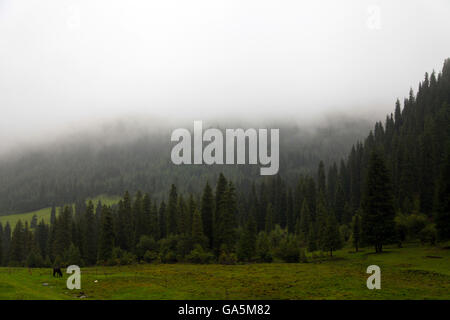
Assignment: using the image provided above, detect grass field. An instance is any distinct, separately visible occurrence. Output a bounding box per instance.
[0,244,448,300]
[0,195,121,228]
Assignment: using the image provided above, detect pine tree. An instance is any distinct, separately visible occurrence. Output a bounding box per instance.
[286,188,294,233]
[352,213,361,252]
[34,219,49,258]
[191,208,205,247]
[98,205,114,263]
[83,201,97,265]
[265,203,274,233]
[53,206,72,259]
[435,154,450,241]
[158,201,167,239]
[167,184,178,236]
[66,243,82,266]
[50,204,56,226]
[123,191,134,250]
[30,214,38,229]
[307,222,317,252]
[298,200,310,244]
[362,151,396,253]
[317,161,326,196]
[133,191,144,248]
[177,195,187,235]
[237,213,257,261]
[201,182,214,248]
[2,222,11,266]
[214,173,228,253]
[322,213,342,256]
[220,182,237,252]
[10,220,25,265]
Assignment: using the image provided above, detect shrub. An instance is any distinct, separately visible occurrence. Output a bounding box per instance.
[275,235,300,263]
[218,251,238,265]
[161,250,177,263]
[419,224,437,245]
[143,250,160,263]
[256,232,273,262]
[186,245,214,264]
[26,250,45,268]
[136,236,158,261]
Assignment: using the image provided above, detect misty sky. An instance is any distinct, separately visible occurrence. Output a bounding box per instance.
[1,0,450,153]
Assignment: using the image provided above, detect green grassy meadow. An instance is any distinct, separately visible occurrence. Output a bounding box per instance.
[0,195,120,228]
[0,244,448,300]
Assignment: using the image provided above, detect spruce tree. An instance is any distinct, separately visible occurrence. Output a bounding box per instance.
[265,203,274,233]
[10,220,25,265]
[191,208,205,247]
[322,213,342,256]
[220,182,237,252]
[158,201,167,239]
[167,184,178,236]
[237,214,257,262]
[201,182,214,248]
[214,173,228,253]
[435,154,450,241]
[98,205,114,263]
[362,151,396,253]
[351,213,361,252]
[2,222,11,266]
[50,204,56,226]
[83,201,97,265]
[53,206,72,259]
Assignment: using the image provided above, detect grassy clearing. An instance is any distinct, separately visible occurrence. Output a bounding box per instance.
[0,195,121,228]
[0,244,448,300]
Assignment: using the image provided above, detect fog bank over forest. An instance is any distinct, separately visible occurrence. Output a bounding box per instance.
[0,111,374,160]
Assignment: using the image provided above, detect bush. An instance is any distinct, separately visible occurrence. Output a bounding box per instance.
[161,250,177,263]
[419,224,437,245]
[218,251,238,265]
[395,212,429,242]
[256,232,273,262]
[339,224,351,243]
[121,251,137,265]
[186,245,214,264]
[136,236,158,261]
[159,235,179,263]
[26,250,45,268]
[65,243,82,266]
[299,248,308,263]
[143,250,160,263]
[275,235,300,263]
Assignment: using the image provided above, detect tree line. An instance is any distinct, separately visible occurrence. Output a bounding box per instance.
[0,59,449,267]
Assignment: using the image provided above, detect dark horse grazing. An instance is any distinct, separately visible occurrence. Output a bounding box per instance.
[53,267,63,277]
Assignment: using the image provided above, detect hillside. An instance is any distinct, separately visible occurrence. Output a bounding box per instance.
[0,195,121,228]
[0,118,371,215]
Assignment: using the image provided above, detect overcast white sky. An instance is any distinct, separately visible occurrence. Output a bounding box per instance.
[1,0,450,153]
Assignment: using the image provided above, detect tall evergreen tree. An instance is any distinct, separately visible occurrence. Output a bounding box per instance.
[435,154,450,241]
[98,205,114,263]
[362,151,396,253]
[322,213,342,256]
[352,213,361,252]
[237,213,257,262]
[191,208,205,247]
[167,184,178,236]
[83,201,97,265]
[201,182,214,248]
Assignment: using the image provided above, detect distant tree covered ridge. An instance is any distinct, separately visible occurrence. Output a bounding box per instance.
[0,117,370,214]
[0,59,449,267]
